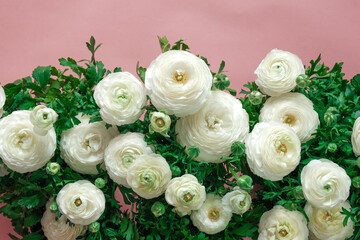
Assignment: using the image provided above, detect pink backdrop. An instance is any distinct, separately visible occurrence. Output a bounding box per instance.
[1,0,359,238]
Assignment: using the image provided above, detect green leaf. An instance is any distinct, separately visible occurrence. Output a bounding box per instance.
[158,36,171,52]
[22,233,43,240]
[18,195,40,209]
[24,212,42,227]
[32,66,51,88]
[218,60,225,74]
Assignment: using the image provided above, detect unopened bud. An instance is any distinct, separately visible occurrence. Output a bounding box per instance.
[89,222,100,233]
[46,162,60,175]
[49,201,58,213]
[95,178,106,189]
[231,141,245,155]
[324,112,336,126]
[151,201,165,217]
[217,186,227,195]
[187,146,200,159]
[237,175,253,191]
[296,74,309,88]
[327,143,337,153]
[249,90,263,105]
[292,186,304,200]
[352,176,360,188]
[171,166,181,177]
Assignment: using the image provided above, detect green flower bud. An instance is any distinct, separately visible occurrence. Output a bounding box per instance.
[237,175,253,191]
[296,74,309,88]
[149,112,171,137]
[352,176,360,188]
[324,112,336,126]
[187,146,200,159]
[171,165,181,177]
[46,162,60,175]
[327,143,337,153]
[89,222,100,233]
[151,201,165,217]
[248,90,263,105]
[292,186,304,200]
[327,107,338,113]
[231,141,245,155]
[49,201,58,213]
[95,178,106,189]
[284,201,297,211]
[217,186,227,195]
[213,74,230,90]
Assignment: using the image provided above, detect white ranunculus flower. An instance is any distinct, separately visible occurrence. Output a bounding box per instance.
[305,201,354,240]
[222,187,251,215]
[176,90,249,163]
[60,114,118,175]
[258,205,308,240]
[0,85,5,118]
[190,194,232,235]
[30,105,58,136]
[0,110,56,173]
[259,92,319,142]
[165,174,206,215]
[351,117,360,155]
[127,153,172,199]
[255,49,305,96]
[145,50,212,117]
[149,111,171,137]
[301,159,351,210]
[94,72,147,126]
[245,121,301,181]
[42,198,87,240]
[104,132,153,187]
[57,180,105,225]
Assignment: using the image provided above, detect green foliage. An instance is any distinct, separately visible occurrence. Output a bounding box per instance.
[0,36,359,240]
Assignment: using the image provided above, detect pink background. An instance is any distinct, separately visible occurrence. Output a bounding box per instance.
[1,0,359,238]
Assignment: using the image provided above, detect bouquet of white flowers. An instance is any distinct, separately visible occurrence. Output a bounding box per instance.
[0,36,359,240]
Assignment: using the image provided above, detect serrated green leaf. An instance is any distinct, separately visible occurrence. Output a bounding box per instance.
[32,66,51,88]
[18,195,40,209]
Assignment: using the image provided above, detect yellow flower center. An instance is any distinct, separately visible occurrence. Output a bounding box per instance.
[155,118,165,128]
[323,211,333,221]
[74,198,82,207]
[173,72,187,84]
[43,114,48,120]
[208,208,220,221]
[279,229,288,237]
[283,114,295,127]
[276,143,287,155]
[183,192,193,202]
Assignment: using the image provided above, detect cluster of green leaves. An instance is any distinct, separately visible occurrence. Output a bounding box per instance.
[0,36,359,240]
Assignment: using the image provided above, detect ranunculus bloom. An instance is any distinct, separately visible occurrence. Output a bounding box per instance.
[57,180,105,225]
[42,199,87,240]
[305,201,354,240]
[60,114,118,175]
[351,117,360,155]
[94,72,147,126]
[149,111,171,137]
[0,85,5,118]
[104,132,153,187]
[190,194,232,235]
[30,105,58,136]
[301,159,351,210]
[0,110,56,173]
[165,174,206,215]
[259,92,319,142]
[222,187,251,215]
[176,90,249,163]
[145,50,212,117]
[245,121,301,181]
[255,49,305,96]
[258,205,308,240]
[127,153,172,199]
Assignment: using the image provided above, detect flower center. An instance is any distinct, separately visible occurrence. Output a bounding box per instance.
[276,143,287,155]
[323,184,332,192]
[16,130,33,150]
[323,211,333,221]
[122,155,135,167]
[74,198,82,207]
[113,88,131,106]
[276,225,290,238]
[140,170,156,187]
[208,208,220,221]
[183,192,194,203]
[279,229,288,237]
[206,115,222,130]
[155,118,165,128]
[283,114,295,127]
[240,201,245,207]
[82,133,101,152]
[43,114,48,120]
[173,71,187,84]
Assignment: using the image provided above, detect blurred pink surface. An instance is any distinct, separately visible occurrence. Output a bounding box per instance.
[1,0,360,238]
